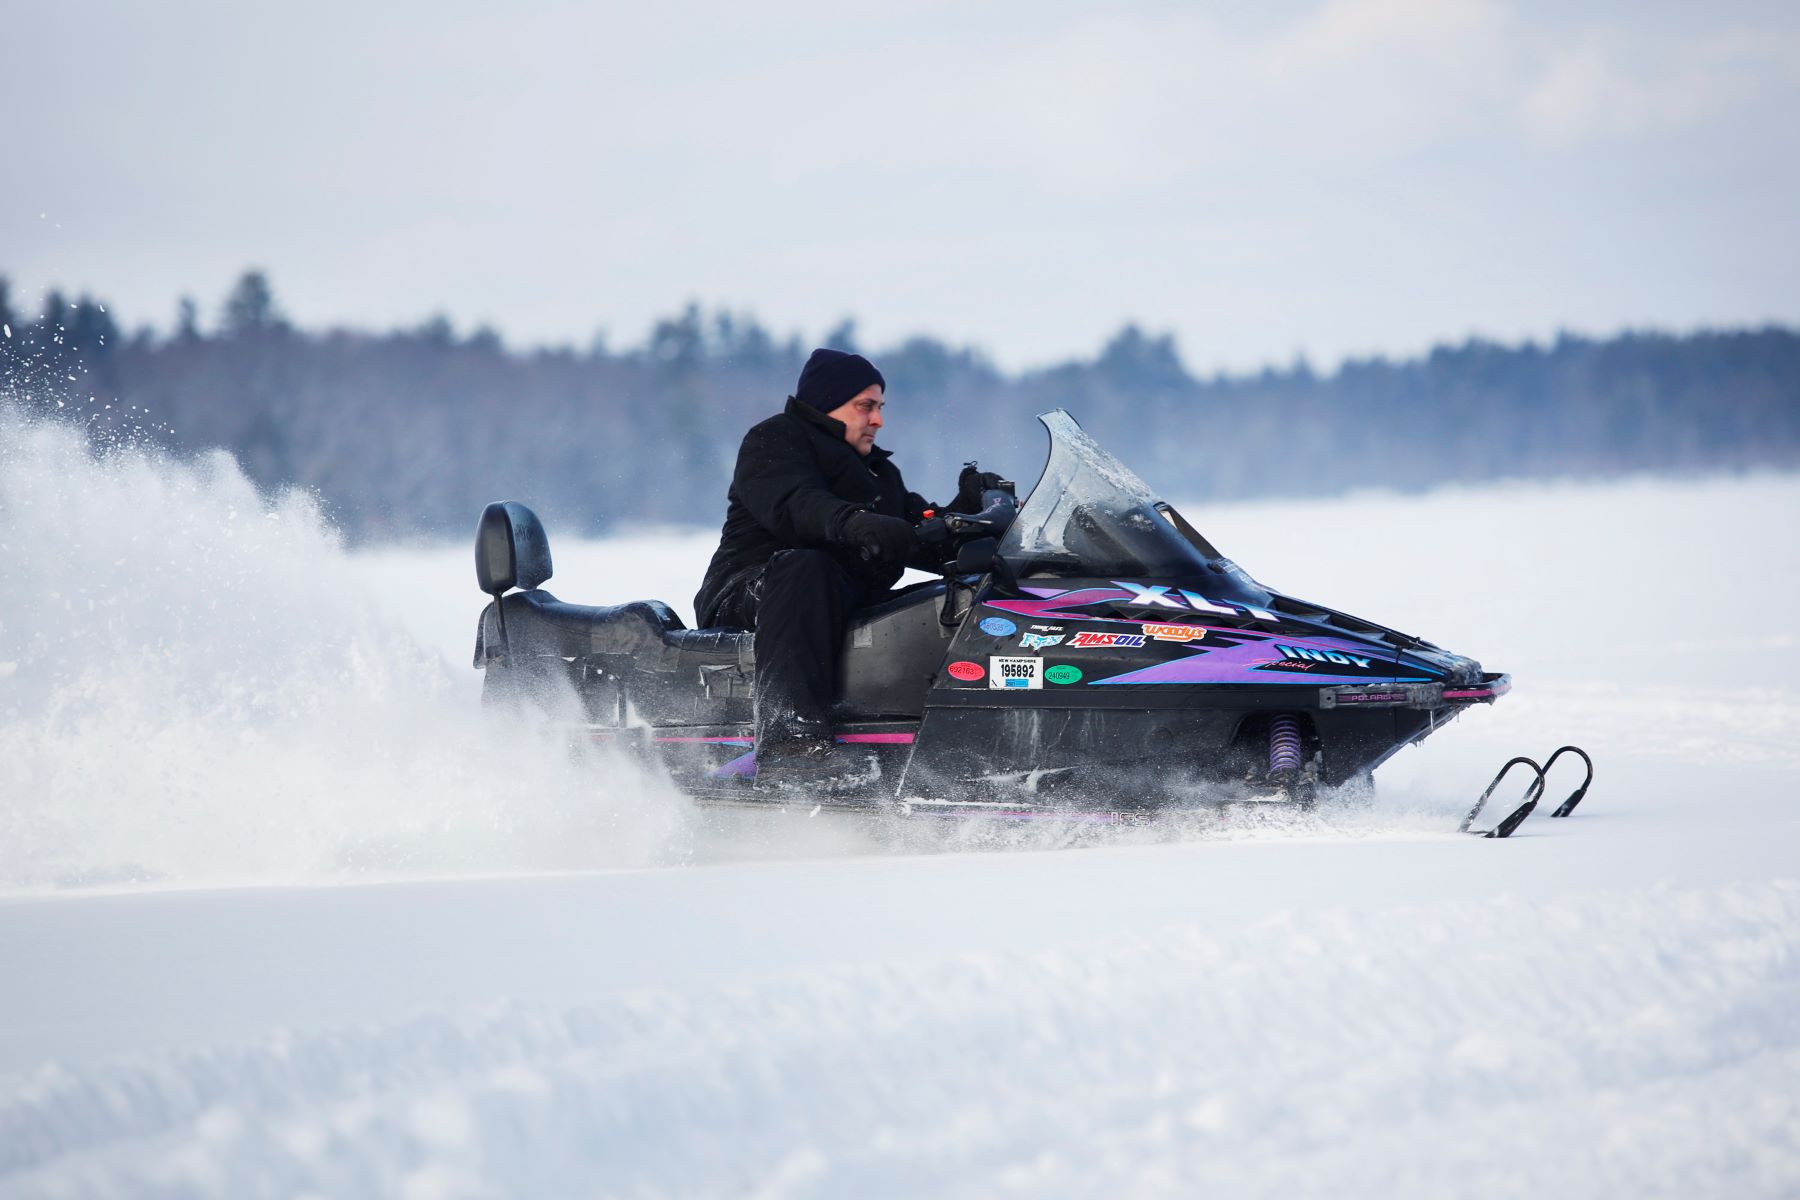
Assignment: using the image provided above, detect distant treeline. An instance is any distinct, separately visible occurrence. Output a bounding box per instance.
[4,271,1797,541]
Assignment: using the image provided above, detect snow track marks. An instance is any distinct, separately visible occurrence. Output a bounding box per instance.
[6,880,1798,1199]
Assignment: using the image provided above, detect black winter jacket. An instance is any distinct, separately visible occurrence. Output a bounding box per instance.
[695,397,936,627]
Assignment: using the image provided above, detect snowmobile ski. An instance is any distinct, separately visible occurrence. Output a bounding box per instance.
[1460,744,1595,838]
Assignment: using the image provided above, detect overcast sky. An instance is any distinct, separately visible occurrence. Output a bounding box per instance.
[4,0,1797,372]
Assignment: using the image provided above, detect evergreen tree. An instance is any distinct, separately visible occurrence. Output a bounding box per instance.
[176,296,200,341]
[648,303,705,369]
[68,296,120,361]
[415,314,455,346]
[34,289,69,376]
[221,270,280,334]
[822,317,859,353]
[38,289,67,333]
[1095,324,1188,391]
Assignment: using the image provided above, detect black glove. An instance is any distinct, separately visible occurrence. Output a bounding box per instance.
[954,464,1009,514]
[842,511,920,564]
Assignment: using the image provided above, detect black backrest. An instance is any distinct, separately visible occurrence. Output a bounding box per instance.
[475,501,553,595]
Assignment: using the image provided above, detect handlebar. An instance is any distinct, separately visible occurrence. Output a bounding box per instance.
[919,489,1017,544]
[857,489,1018,565]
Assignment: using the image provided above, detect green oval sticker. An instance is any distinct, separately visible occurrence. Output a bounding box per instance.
[1045,664,1083,685]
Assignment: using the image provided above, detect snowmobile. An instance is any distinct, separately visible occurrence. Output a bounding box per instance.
[474,411,1584,832]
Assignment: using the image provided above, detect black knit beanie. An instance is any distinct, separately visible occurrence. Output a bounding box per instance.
[794,348,885,414]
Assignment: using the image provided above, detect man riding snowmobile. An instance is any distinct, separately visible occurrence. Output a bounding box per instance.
[694,348,1001,788]
[474,407,1557,830]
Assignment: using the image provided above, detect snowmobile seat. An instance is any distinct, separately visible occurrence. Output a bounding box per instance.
[473,501,752,665]
[662,627,753,653]
[478,589,752,671]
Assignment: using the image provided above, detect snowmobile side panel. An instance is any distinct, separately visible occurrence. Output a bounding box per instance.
[836,582,953,719]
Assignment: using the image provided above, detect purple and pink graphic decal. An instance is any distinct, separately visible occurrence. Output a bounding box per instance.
[1088,635,1433,687]
[975,586,1444,687]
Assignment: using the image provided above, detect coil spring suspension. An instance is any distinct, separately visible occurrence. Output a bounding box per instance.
[1268,714,1303,774]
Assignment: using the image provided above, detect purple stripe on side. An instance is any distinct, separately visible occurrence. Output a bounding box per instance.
[914,808,1125,824]
[1093,633,1421,686]
[712,751,758,779]
[661,733,913,747]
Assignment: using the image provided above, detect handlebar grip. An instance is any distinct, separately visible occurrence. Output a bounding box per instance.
[946,493,1017,534]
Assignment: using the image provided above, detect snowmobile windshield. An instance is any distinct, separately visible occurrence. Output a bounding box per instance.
[997,411,1267,595]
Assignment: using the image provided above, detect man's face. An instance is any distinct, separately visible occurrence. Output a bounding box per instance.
[827,384,885,456]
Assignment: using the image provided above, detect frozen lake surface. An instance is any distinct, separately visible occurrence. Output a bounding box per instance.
[2,417,1797,1196]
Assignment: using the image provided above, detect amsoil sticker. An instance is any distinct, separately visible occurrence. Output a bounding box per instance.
[947,660,986,681]
[978,616,1018,637]
[989,656,1043,689]
[1069,631,1147,648]
[1045,664,1083,685]
[1141,623,1205,643]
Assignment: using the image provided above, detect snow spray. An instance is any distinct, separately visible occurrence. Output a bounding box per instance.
[0,410,694,890]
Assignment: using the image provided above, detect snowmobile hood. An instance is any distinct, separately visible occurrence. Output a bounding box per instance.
[996,412,1486,687]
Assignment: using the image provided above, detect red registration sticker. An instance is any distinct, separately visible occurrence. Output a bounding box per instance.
[946,660,985,681]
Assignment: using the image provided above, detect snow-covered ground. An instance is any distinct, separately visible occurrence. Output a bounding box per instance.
[3,415,1798,1197]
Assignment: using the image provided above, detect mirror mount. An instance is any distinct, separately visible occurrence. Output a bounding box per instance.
[939,537,1000,629]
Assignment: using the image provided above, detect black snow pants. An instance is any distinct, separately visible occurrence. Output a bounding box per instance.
[705,549,879,751]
